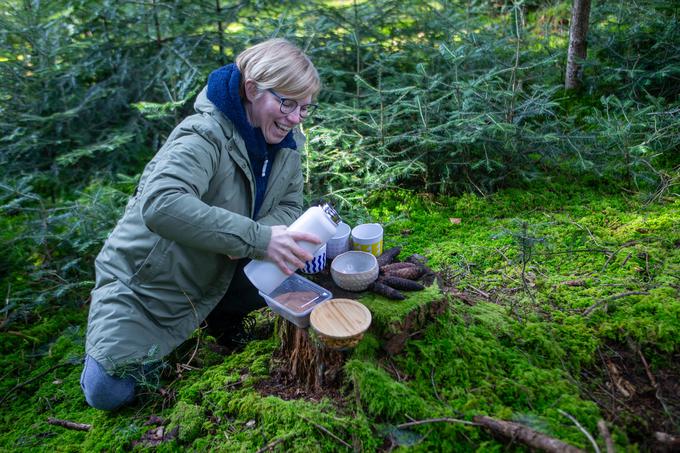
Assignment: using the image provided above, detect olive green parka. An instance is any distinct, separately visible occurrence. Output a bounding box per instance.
[85,87,304,372]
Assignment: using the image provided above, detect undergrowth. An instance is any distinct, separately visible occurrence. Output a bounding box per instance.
[1,182,678,451]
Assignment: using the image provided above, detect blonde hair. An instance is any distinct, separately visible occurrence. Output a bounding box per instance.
[236,38,320,101]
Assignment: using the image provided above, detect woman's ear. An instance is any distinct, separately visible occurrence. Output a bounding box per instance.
[243,79,259,102]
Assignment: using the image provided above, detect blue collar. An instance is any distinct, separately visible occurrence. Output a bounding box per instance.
[206,64,297,217]
[206,63,296,159]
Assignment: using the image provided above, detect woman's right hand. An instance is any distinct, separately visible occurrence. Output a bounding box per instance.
[266,225,321,274]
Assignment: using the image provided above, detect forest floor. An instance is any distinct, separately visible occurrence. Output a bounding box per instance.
[0,183,678,452]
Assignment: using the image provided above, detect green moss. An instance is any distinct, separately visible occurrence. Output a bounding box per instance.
[360,282,443,334]
[598,287,680,352]
[352,331,381,359]
[167,401,203,443]
[2,183,677,451]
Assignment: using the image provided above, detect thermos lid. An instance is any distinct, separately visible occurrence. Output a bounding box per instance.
[319,202,341,225]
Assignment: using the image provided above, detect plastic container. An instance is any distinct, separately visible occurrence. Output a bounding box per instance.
[245,203,340,294]
[260,273,333,328]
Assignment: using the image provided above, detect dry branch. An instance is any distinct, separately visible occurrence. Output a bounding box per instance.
[467,284,490,299]
[558,409,600,453]
[583,291,649,316]
[638,349,658,388]
[0,361,74,407]
[47,417,91,431]
[597,420,615,453]
[301,416,352,450]
[396,417,477,429]
[430,368,444,404]
[473,415,585,453]
[654,432,680,449]
[255,436,289,453]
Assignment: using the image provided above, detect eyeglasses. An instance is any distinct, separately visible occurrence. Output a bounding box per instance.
[268,89,318,119]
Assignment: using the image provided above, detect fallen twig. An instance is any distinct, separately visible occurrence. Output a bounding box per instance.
[0,361,75,407]
[597,420,615,453]
[638,349,657,388]
[568,218,604,248]
[558,409,600,453]
[654,432,680,449]
[472,415,585,453]
[396,417,477,429]
[47,417,91,431]
[534,248,611,257]
[6,330,39,342]
[600,240,640,272]
[180,290,201,369]
[583,291,650,316]
[430,368,443,404]
[300,416,352,450]
[467,284,490,299]
[621,252,632,267]
[255,436,289,453]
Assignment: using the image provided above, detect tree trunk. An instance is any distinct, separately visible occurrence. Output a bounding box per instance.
[216,0,224,64]
[152,0,162,49]
[565,0,592,90]
[276,320,346,391]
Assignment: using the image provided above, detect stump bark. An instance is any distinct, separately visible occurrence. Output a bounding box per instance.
[381,297,448,354]
[276,319,346,391]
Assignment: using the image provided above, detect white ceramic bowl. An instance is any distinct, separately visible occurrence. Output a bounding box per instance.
[330,251,379,291]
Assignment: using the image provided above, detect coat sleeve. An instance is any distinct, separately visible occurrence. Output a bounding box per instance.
[138,129,271,260]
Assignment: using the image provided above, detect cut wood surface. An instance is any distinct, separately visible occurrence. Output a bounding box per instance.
[310,298,371,339]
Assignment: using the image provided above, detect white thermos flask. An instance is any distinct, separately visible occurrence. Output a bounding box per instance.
[244,202,340,294]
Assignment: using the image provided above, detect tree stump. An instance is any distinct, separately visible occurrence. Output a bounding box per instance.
[275,319,346,391]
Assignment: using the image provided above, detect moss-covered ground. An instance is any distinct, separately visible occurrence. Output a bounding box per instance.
[1,182,678,451]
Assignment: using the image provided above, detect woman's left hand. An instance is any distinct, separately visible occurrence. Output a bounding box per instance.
[266,225,320,274]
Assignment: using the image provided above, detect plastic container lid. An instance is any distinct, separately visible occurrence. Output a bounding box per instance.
[260,273,333,328]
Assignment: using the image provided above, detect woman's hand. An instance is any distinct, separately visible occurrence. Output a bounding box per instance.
[266,225,321,274]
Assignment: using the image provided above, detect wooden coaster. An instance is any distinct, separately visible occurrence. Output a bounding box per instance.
[310,299,371,349]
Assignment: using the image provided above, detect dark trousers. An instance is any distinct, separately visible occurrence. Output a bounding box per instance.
[205,259,265,336]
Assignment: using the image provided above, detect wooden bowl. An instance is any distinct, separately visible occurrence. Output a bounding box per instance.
[310,298,372,350]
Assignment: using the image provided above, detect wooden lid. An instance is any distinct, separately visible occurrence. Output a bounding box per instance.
[310,298,372,339]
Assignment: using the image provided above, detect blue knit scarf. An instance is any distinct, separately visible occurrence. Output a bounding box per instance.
[206,63,296,218]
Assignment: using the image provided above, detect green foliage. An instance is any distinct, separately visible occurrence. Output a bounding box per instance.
[0,178,127,328]
[2,0,678,201]
[1,0,679,451]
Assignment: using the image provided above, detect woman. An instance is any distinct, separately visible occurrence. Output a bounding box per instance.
[81,39,321,410]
